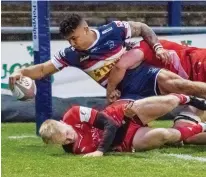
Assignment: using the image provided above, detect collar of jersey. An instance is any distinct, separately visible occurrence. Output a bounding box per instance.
[86,28,100,50]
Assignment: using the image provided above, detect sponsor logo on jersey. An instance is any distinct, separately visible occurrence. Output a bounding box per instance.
[87,60,116,82]
[80,110,86,115]
[104,40,115,50]
[102,27,113,34]
[80,55,90,62]
[79,106,92,122]
[83,47,125,85]
[148,68,159,74]
[90,47,101,53]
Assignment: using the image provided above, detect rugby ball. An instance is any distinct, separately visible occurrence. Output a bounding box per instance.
[11,76,36,101]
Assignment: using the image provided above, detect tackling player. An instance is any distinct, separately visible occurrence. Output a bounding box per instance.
[125,39,206,82]
[106,46,206,103]
[39,94,206,157]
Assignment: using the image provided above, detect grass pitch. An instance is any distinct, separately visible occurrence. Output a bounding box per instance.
[2,121,206,177]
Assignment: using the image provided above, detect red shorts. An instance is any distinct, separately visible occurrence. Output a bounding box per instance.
[116,119,146,152]
[189,48,206,82]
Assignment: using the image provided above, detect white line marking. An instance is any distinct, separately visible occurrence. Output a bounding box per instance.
[8,135,38,139]
[165,153,206,162]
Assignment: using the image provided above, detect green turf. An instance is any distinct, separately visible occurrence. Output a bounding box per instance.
[2,122,206,177]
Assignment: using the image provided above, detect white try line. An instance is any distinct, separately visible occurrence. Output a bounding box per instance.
[8,135,38,139]
[165,153,206,162]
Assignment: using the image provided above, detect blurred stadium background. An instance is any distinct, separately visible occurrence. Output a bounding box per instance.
[1,1,206,177]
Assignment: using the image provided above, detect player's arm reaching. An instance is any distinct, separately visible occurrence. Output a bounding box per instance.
[9,46,76,91]
[9,60,58,90]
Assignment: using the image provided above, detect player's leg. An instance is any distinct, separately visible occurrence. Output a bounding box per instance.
[201,111,206,121]
[157,69,206,99]
[125,94,204,125]
[184,132,206,145]
[132,123,206,151]
[171,105,203,125]
[172,106,206,145]
[132,127,181,151]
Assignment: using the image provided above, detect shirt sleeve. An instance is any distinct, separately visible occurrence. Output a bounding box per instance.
[78,106,98,125]
[112,21,132,40]
[63,106,98,126]
[51,47,80,70]
[93,112,120,153]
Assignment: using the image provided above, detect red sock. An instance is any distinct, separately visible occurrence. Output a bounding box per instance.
[176,124,203,141]
[170,93,190,104]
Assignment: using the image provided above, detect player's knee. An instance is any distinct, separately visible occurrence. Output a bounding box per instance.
[165,95,180,107]
[152,128,172,143]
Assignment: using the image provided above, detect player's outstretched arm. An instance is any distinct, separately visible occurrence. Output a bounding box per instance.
[9,60,58,89]
[128,21,170,63]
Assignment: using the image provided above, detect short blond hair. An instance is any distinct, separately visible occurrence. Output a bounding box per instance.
[39,119,62,144]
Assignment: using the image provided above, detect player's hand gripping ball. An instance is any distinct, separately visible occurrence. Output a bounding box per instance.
[11,76,36,101]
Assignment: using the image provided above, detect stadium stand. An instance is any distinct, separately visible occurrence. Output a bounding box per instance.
[2,1,206,27]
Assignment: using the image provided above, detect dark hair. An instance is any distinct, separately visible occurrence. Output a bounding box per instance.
[59,14,83,37]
